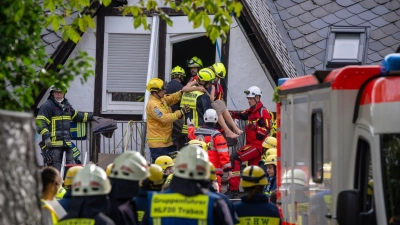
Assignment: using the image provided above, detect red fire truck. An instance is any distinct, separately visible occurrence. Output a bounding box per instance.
[275,53,400,225]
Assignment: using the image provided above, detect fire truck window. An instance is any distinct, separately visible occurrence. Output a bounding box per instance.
[381,134,400,224]
[311,110,323,183]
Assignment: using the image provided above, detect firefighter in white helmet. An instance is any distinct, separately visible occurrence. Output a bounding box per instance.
[142,145,234,225]
[107,151,150,225]
[57,164,115,225]
[233,165,280,225]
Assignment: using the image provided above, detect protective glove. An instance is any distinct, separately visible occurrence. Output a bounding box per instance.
[45,137,52,148]
[180,105,190,115]
[187,117,193,126]
[226,171,233,180]
[92,116,102,123]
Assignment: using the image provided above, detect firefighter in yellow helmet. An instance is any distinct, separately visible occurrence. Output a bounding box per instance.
[133,164,165,222]
[188,139,209,151]
[234,165,280,225]
[146,77,205,163]
[187,56,203,81]
[155,155,174,175]
[143,145,234,225]
[105,163,114,176]
[58,166,83,210]
[57,164,115,225]
[264,155,277,197]
[41,167,66,225]
[259,137,277,172]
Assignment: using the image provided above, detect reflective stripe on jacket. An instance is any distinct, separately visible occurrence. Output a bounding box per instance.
[180,89,204,134]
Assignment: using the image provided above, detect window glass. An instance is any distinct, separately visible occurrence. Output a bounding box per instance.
[311,110,323,183]
[333,34,360,59]
[111,93,145,102]
[381,134,400,224]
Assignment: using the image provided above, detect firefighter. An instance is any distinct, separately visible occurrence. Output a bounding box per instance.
[142,145,234,225]
[57,164,115,225]
[41,167,66,225]
[187,108,232,189]
[107,151,150,225]
[181,68,215,136]
[58,166,83,210]
[36,85,100,171]
[264,154,278,198]
[258,136,277,172]
[155,155,174,175]
[187,56,203,81]
[234,165,281,225]
[226,86,271,199]
[188,139,209,151]
[146,78,203,162]
[132,164,165,223]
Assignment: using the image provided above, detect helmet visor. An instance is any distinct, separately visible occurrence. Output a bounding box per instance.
[187,58,201,67]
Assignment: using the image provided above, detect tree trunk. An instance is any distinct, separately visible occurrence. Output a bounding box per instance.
[0,110,41,225]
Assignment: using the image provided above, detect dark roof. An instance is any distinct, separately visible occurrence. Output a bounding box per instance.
[262,0,400,75]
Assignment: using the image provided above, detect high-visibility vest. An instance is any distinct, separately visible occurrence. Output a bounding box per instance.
[41,199,59,225]
[180,90,204,134]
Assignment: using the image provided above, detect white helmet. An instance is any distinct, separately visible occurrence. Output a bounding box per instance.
[109,151,150,181]
[281,169,307,186]
[173,145,210,180]
[72,164,111,196]
[244,86,262,97]
[203,109,218,124]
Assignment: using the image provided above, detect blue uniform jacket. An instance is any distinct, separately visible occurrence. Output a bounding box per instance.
[132,188,151,222]
[58,189,72,211]
[265,176,277,197]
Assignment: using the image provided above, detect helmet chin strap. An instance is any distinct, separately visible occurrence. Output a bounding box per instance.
[156,92,163,99]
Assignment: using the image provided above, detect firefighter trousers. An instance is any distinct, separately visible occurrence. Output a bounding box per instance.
[51,146,73,172]
[228,144,262,191]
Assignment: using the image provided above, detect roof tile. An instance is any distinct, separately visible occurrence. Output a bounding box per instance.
[382,12,399,23]
[304,44,324,55]
[397,8,400,16]
[283,21,293,30]
[358,10,379,20]
[304,32,325,43]
[378,47,395,57]
[371,5,391,15]
[369,17,390,27]
[297,24,318,35]
[293,37,312,48]
[314,63,324,70]
[334,8,354,19]
[396,20,400,28]
[393,31,400,41]
[304,56,322,67]
[275,3,286,11]
[292,0,308,3]
[299,0,319,11]
[286,17,306,28]
[375,0,391,4]
[314,51,326,61]
[316,27,329,38]
[345,15,366,25]
[313,0,331,6]
[309,19,329,29]
[347,3,368,14]
[321,14,342,24]
[368,52,383,62]
[322,2,344,13]
[370,29,389,40]
[385,0,400,11]
[352,0,363,3]
[380,36,400,47]
[359,22,378,31]
[311,7,330,18]
[278,10,294,20]
[336,0,356,7]
[359,0,379,9]
[315,39,327,49]
[276,0,297,8]
[297,49,311,59]
[369,41,386,51]
[299,12,318,23]
[334,20,352,26]
[288,28,304,39]
[306,67,317,74]
[366,58,375,64]
[287,4,306,16]
[381,23,400,35]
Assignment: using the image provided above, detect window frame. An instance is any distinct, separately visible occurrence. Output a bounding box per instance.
[311,108,323,183]
[325,27,368,69]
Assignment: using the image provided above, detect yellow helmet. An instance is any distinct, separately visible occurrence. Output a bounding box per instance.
[64,166,84,186]
[262,137,277,149]
[170,66,186,78]
[209,162,217,181]
[55,186,66,200]
[198,68,216,82]
[155,156,174,171]
[188,139,209,152]
[264,154,277,166]
[367,179,373,196]
[240,165,268,188]
[105,163,114,176]
[141,164,165,189]
[187,56,203,68]
[266,148,277,157]
[146,78,167,92]
[211,63,226,78]
[163,174,174,189]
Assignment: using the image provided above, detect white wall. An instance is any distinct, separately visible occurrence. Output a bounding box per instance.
[226,19,276,112]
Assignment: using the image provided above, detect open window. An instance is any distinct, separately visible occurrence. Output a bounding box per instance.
[311,109,323,183]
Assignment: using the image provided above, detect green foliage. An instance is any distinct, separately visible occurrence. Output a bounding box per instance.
[122,0,243,43]
[272,86,281,103]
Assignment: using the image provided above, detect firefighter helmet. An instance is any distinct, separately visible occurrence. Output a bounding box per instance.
[212,63,226,78]
[188,139,209,152]
[266,148,277,157]
[282,169,307,186]
[264,155,277,166]
[187,56,203,68]
[173,145,210,180]
[262,137,277,149]
[146,78,167,92]
[155,156,175,171]
[72,164,111,196]
[105,163,114,176]
[49,85,67,94]
[203,108,218,124]
[209,162,217,181]
[170,66,186,78]
[140,164,165,189]
[244,86,262,97]
[64,166,84,186]
[109,151,149,181]
[198,68,216,82]
[240,165,268,188]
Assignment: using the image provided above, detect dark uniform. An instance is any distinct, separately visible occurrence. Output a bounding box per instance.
[36,95,94,170]
[132,188,151,223]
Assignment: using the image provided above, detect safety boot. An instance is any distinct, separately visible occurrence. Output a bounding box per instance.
[224,190,239,199]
